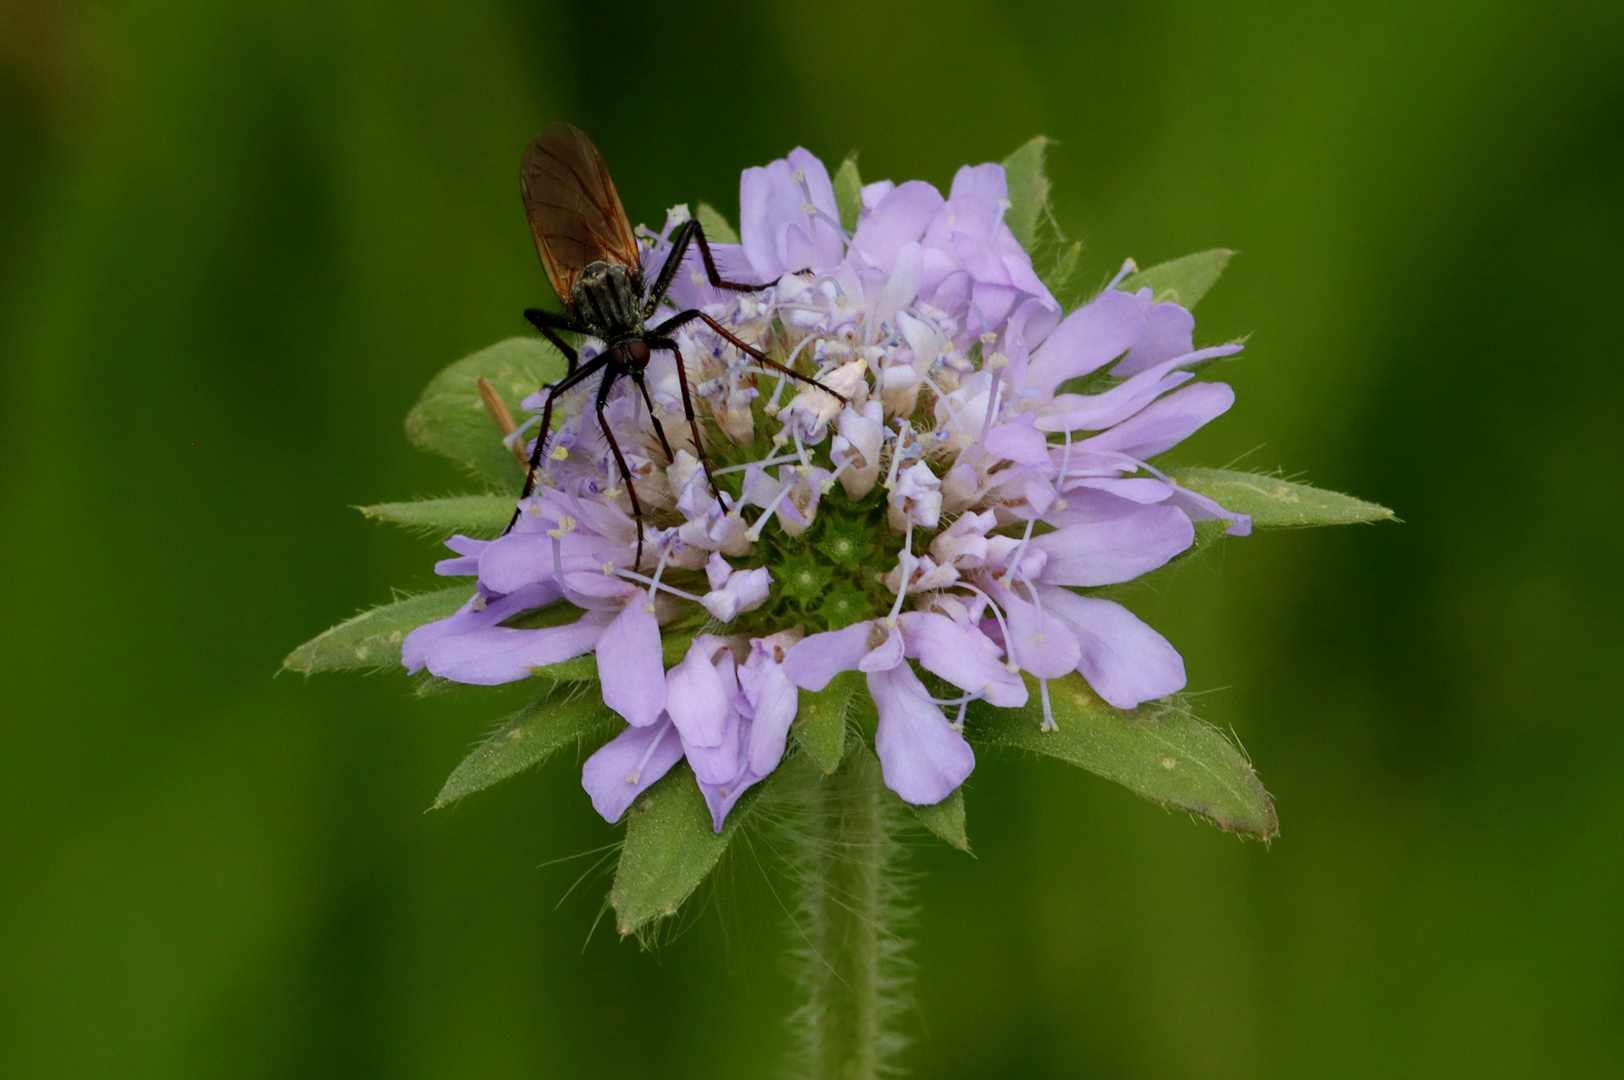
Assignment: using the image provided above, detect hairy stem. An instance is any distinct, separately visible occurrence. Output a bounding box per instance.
[788,744,909,1079]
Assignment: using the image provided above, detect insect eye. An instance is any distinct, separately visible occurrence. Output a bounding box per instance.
[628,340,651,365]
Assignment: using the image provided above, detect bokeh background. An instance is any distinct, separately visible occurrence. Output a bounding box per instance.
[3,1,1622,1076]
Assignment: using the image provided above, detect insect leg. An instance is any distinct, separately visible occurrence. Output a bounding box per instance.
[642,218,768,320]
[688,219,769,292]
[594,365,647,571]
[651,309,849,404]
[524,307,584,372]
[646,336,721,501]
[629,371,676,464]
[503,354,609,535]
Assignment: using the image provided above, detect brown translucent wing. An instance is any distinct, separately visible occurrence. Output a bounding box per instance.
[521,123,642,304]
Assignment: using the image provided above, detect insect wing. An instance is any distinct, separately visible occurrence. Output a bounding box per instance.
[521,123,642,304]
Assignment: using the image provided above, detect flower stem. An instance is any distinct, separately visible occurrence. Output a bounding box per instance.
[789,743,908,1080]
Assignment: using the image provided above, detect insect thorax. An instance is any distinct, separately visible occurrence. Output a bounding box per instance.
[571,262,645,341]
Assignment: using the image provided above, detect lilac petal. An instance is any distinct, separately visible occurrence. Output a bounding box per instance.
[859,622,906,672]
[1022,289,1146,396]
[666,635,734,748]
[401,581,561,674]
[983,418,1050,465]
[596,591,667,727]
[948,161,1008,203]
[434,534,488,577]
[850,180,945,272]
[1043,487,1150,526]
[683,703,742,785]
[1167,484,1253,537]
[1007,295,1062,356]
[899,611,1028,708]
[477,530,557,593]
[1066,476,1176,504]
[434,554,480,576]
[784,621,874,690]
[869,664,976,805]
[739,637,799,775]
[860,179,896,210]
[1039,587,1186,708]
[1115,300,1195,377]
[697,763,767,833]
[989,583,1083,679]
[739,164,792,279]
[967,280,1018,336]
[1031,505,1194,586]
[705,552,732,592]
[1081,381,1235,460]
[422,610,609,686]
[581,719,685,823]
[700,564,772,623]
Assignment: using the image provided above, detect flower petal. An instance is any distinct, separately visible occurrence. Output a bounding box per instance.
[596,591,668,727]
[850,180,944,272]
[1039,586,1186,708]
[1031,505,1194,586]
[785,621,874,691]
[899,611,1027,707]
[1080,381,1235,460]
[989,583,1083,679]
[739,635,800,776]
[581,719,685,823]
[1022,289,1146,396]
[869,664,976,805]
[666,635,735,748]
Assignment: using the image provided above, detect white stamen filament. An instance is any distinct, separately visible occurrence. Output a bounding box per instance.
[614,568,703,605]
[980,365,1004,442]
[711,453,802,476]
[626,721,671,785]
[886,521,915,623]
[746,478,798,542]
[503,413,541,449]
[642,542,674,611]
[1105,257,1137,292]
[791,424,812,471]
[883,421,912,491]
[549,534,596,611]
[959,582,1018,673]
[1039,678,1057,732]
[819,457,853,493]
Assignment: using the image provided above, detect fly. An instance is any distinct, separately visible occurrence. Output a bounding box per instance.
[510,122,843,568]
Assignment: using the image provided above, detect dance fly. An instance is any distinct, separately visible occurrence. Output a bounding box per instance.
[510,122,841,567]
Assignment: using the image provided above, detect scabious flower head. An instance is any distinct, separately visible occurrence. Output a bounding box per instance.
[403,145,1252,830]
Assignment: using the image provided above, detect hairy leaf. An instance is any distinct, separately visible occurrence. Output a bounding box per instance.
[695,202,739,245]
[832,154,863,233]
[794,669,860,774]
[1001,136,1052,252]
[1041,239,1084,307]
[432,687,617,808]
[967,674,1277,839]
[1169,467,1395,527]
[405,337,565,483]
[283,587,469,674]
[909,786,969,851]
[610,761,768,937]
[1119,249,1233,308]
[358,494,514,539]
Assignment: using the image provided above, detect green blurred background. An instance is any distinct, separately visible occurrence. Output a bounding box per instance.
[3,0,1621,1076]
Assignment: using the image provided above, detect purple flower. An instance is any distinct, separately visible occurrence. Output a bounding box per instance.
[408,141,1252,822]
[582,632,802,830]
